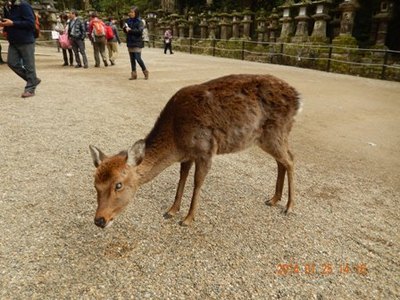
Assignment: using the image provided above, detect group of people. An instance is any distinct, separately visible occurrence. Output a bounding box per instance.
[0,1,177,98]
[54,10,122,69]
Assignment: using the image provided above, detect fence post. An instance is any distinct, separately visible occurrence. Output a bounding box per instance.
[326,45,333,72]
[212,39,216,57]
[381,49,389,80]
[279,43,284,64]
[241,40,245,60]
[189,38,192,54]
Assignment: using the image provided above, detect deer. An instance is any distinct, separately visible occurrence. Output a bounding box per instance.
[89,74,302,228]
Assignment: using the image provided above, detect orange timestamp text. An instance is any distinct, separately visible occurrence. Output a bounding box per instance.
[276,262,368,276]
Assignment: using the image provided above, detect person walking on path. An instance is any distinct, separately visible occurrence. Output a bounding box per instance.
[88,12,108,67]
[163,29,173,54]
[106,17,121,66]
[123,6,149,80]
[55,13,73,66]
[68,9,88,69]
[0,0,41,98]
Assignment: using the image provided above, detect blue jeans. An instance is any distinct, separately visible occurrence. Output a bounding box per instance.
[7,43,39,93]
[129,51,146,72]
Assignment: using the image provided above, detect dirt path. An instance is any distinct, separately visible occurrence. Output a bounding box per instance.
[0,41,399,299]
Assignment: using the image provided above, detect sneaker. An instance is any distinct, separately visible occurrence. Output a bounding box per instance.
[21,91,35,98]
[62,63,68,66]
[75,65,82,68]
[110,60,115,66]
[84,65,88,69]
[35,78,41,87]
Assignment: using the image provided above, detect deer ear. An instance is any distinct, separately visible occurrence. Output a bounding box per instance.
[89,145,106,168]
[127,139,146,166]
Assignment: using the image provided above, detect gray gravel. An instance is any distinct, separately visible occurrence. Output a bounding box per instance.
[0,40,399,299]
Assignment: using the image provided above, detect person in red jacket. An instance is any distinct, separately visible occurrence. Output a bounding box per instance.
[88,12,108,67]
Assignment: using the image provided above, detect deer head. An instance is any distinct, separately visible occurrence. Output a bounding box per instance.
[89,140,145,228]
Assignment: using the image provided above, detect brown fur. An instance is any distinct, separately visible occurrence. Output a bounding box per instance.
[90,74,301,228]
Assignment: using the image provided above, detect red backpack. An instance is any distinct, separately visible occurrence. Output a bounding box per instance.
[105,25,114,40]
[92,19,105,37]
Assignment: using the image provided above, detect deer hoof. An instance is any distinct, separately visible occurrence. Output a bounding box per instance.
[180,218,193,227]
[284,207,293,215]
[266,196,280,206]
[163,212,175,219]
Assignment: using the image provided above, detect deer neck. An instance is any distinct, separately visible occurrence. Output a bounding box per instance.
[136,145,178,185]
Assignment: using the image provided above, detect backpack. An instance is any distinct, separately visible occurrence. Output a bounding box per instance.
[105,25,114,40]
[33,11,40,38]
[92,19,105,37]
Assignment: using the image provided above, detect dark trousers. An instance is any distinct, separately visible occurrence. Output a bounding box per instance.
[164,42,173,54]
[71,38,88,67]
[7,43,39,93]
[129,51,146,72]
[62,48,74,65]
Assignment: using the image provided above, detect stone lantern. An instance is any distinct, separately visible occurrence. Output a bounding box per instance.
[158,19,167,38]
[178,18,187,39]
[241,8,253,40]
[169,13,180,37]
[310,0,331,42]
[156,8,165,19]
[278,0,294,42]
[292,0,311,43]
[256,9,267,45]
[219,12,232,40]
[267,8,280,43]
[30,0,59,37]
[371,0,394,46]
[187,10,196,39]
[231,11,242,40]
[208,15,218,39]
[145,10,158,36]
[199,14,209,40]
[338,0,360,36]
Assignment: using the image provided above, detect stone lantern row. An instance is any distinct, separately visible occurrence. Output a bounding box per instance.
[145,9,260,41]
[144,1,340,43]
[145,0,395,47]
[279,0,335,43]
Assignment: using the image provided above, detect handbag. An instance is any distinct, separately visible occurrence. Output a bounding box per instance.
[59,32,72,49]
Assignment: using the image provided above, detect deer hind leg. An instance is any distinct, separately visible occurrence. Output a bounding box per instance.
[165,161,194,219]
[181,157,211,226]
[260,142,295,214]
[267,160,287,206]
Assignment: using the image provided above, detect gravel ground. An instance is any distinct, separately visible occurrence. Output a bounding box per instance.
[0,41,399,299]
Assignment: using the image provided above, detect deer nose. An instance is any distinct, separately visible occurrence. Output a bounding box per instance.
[94,217,106,228]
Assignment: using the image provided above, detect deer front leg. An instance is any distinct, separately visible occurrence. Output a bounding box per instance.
[181,158,211,226]
[164,161,193,219]
[285,161,294,214]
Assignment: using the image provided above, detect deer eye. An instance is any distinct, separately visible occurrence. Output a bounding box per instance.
[115,182,123,191]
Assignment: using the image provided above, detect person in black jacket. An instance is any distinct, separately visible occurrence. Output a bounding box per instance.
[123,6,149,80]
[68,9,88,68]
[0,0,41,98]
